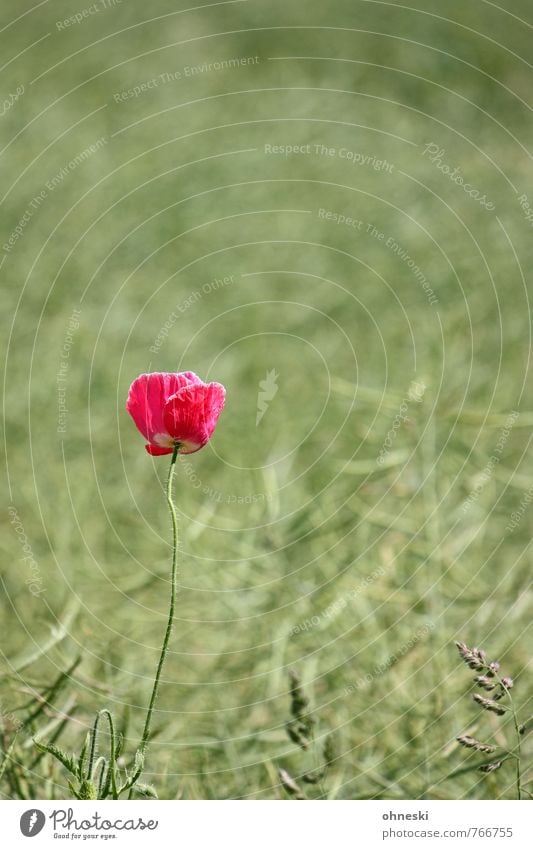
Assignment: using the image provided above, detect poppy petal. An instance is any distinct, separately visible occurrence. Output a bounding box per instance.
[163,382,225,452]
[127,372,201,443]
[145,443,175,456]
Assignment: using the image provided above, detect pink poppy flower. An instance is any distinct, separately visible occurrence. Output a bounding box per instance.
[127,371,225,455]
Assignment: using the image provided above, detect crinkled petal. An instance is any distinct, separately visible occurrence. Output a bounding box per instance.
[163,382,225,453]
[126,372,201,443]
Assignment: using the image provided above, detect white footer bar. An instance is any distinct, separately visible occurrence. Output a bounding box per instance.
[3,800,530,848]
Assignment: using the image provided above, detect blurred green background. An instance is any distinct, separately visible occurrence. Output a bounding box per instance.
[1,0,532,799]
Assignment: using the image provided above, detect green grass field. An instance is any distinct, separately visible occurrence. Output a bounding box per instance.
[1,0,532,800]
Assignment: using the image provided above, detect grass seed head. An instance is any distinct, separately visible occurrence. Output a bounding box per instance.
[278,767,306,800]
[473,694,507,716]
[474,676,496,690]
[286,720,310,751]
[323,733,336,767]
[478,761,503,773]
[456,735,496,754]
[455,641,487,671]
[286,669,315,748]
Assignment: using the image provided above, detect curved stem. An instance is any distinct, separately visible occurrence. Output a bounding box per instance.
[92,757,107,793]
[138,443,180,758]
[101,709,118,799]
[86,709,119,799]
[494,674,522,800]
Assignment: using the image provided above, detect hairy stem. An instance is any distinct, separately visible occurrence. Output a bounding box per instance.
[138,443,180,758]
[86,711,102,780]
[101,709,118,799]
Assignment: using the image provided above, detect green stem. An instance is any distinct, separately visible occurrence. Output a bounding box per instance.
[100,709,118,799]
[490,672,522,800]
[86,709,118,799]
[86,711,102,780]
[503,687,522,801]
[138,443,180,758]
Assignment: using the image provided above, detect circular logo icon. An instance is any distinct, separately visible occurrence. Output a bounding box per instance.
[20,809,46,837]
